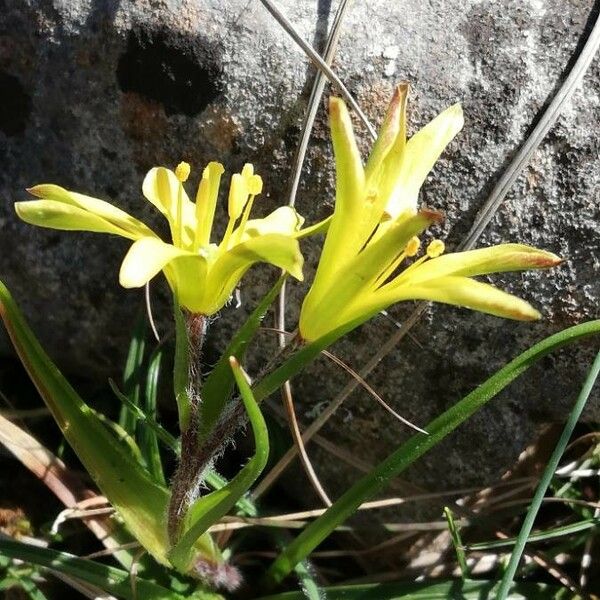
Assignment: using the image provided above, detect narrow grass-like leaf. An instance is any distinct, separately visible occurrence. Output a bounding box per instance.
[444,506,468,579]
[142,347,167,485]
[0,538,222,600]
[257,578,561,599]
[119,315,146,433]
[110,379,180,454]
[4,570,49,600]
[201,276,285,439]
[169,357,270,572]
[497,348,600,599]
[264,320,600,585]
[467,517,600,551]
[0,281,171,565]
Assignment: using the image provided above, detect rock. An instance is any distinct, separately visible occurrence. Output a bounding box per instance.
[0,0,599,506]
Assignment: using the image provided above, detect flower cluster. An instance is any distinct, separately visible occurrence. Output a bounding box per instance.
[298,84,560,342]
[16,162,304,315]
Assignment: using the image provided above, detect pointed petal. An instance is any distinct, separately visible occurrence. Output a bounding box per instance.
[16,200,139,239]
[195,161,225,248]
[384,103,464,219]
[25,184,154,239]
[142,167,195,246]
[119,237,193,288]
[374,275,541,321]
[202,235,304,314]
[365,82,409,186]
[399,244,562,285]
[305,98,367,309]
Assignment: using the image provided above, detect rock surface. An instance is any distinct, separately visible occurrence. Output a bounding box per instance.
[1,0,599,503]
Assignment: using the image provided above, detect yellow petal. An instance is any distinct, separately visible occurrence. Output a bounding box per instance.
[227,173,248,220]
[16,200,141,240]
[397,244,562,286]
[119,237,193,288]
[195,161,225,248]
[201,234,304,315]
[25,184,154,239]
[142,167,195,247]
[365,82,409,187]
[306,98,367,306]
[384,103,464,220]
[374,275,542,321]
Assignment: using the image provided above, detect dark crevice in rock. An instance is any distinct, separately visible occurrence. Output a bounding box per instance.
[0,71,32,136]
[116,30,222,116]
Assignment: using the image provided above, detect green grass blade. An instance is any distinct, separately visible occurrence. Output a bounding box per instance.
[257,578,562,599]
[110,378,180,454]
[142,347,167,485]
[201,276,285,439]
[444,506,468,579]
[0,538,222,600]
[263,320,600,586]
[169,357,270,572]
[119,316,147,432]
[467,517,600,550]
[497,346,600,600]
[0,281,171,565]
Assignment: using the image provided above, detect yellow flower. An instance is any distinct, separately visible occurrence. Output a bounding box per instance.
[299,85,561,343]
[16,162,305,315]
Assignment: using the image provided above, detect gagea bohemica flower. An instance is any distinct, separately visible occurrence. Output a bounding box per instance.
[299,84,561,343]
[16,162,304,315]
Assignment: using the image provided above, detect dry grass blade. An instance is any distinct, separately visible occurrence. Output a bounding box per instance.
[459,9,600,252]
[286,0,352,207]
[0,413,121,554]
[258,0,376,138]
[270,0,354,511]
[144,281,160,342]
[321,349,427,434]
[281,379,333,507]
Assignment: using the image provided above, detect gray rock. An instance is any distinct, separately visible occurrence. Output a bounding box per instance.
[1,0,599,506]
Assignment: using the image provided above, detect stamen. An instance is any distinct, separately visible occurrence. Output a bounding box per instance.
[233,174,263,245]
[426,239,445,258]
[405,236,421,257]
[175,161,191,183]
[175,162,190,247]
[375,236,420,287]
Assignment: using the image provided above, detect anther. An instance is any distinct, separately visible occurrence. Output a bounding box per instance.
[426,239,445,258]
[175,161,191,182]
[405,236,420,257]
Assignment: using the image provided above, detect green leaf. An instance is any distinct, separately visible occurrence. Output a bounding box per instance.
[0,281,171,565]
[142,346,167,485]
[169,357,270,572]
[119,315,147,433]
[263,320,600,585]
[201,276,284,439]
[443,506,468,579]
[468,517,600,551]
[0,538,222,600]
[256,579,562,599]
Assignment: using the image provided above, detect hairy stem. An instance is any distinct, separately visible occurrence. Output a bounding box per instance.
[168,310,208,542]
